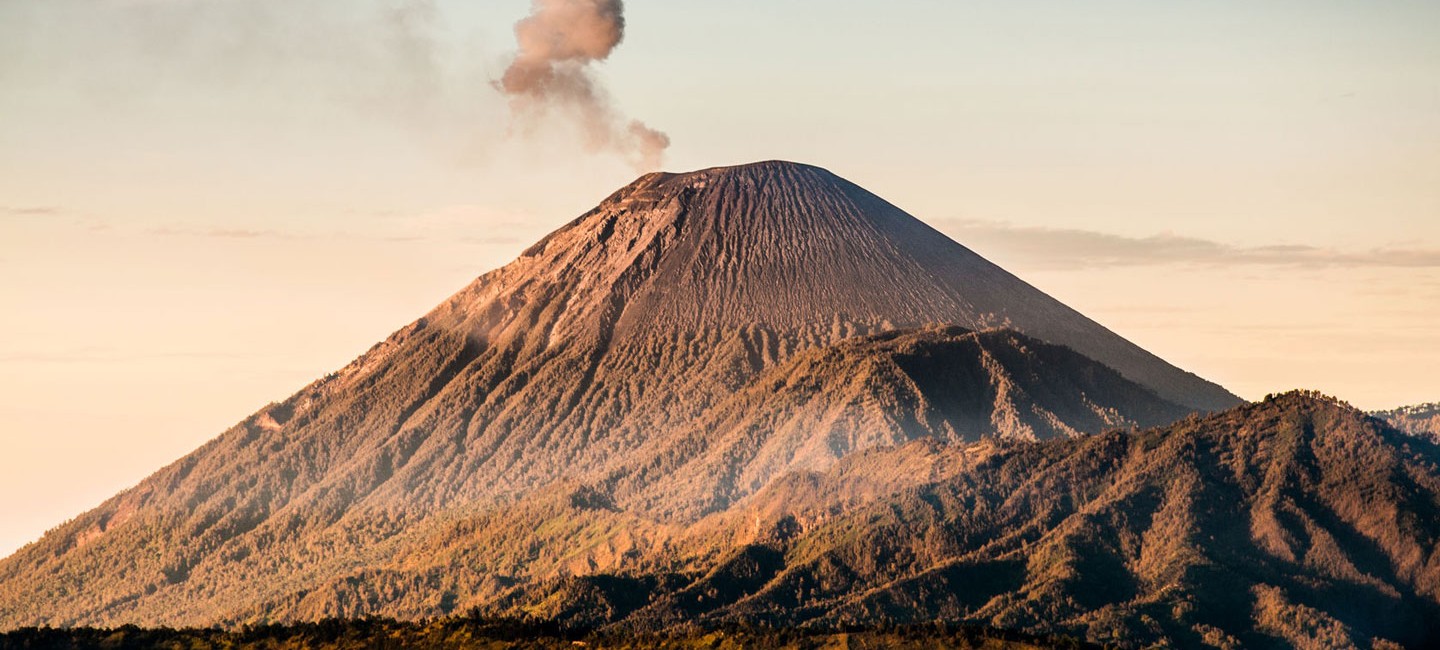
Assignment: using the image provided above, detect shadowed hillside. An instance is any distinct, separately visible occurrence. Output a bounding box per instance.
[491,393,1440,649]
[0,619,1088,650]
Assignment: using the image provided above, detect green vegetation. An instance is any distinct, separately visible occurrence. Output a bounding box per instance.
[0,619,1089,650]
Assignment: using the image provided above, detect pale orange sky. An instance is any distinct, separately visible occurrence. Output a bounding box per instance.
[2,0,1438,557]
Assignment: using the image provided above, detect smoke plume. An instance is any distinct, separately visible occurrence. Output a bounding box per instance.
[500,0,670,171]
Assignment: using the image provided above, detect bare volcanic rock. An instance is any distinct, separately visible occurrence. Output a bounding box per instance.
[517,161,1236,411]
[0,161,1236,630]
[610,325,1193,518]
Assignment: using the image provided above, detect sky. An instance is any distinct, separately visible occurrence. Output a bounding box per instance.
[1,0,1438,557]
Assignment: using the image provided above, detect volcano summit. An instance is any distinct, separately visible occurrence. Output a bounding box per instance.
[1,161,1257,633]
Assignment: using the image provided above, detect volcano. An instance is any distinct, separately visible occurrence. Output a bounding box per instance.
[0,161,1245,632]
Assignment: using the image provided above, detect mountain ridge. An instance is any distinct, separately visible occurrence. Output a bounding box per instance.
[492,392,1440,648]
[529,161,1237,411]
[0,161,1244,638]
[0,325,1193,629]
[1373,402,1440,441]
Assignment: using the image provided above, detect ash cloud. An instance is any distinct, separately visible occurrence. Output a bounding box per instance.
[499,0,669,171]
[4,1,666,170]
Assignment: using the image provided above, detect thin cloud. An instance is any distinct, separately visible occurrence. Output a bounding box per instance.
[2,206,63,218]
[148,226,294,240]
[1,206,112,231]
[143,205,541,247]
[204,228,289,240]
[937,219,1440,270]
[459,235,524,246]
[0,349,262,364]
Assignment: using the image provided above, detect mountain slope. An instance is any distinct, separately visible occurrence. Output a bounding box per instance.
[1374,402,1440,441]
[609,325,1192,518]
[0,161,1235,629]
[502,393,1440,648]
[0,327,1189,628]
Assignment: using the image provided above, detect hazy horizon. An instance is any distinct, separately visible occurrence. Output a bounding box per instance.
[2,0,1438,558]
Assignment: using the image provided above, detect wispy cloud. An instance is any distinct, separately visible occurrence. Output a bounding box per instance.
[937,219,1440,270]
[143,205,538,247]
[458,235,524,246]
[2,206,63,218]
[1,206,112,231]
[147,226,295,240]
[0,348,263,364]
